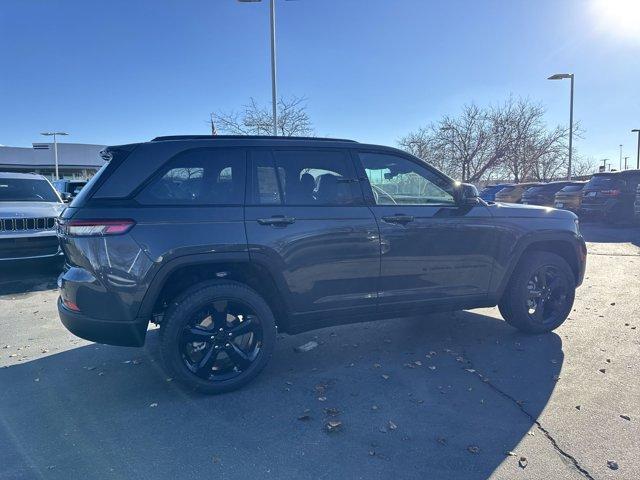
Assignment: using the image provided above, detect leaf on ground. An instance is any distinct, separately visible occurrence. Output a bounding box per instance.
[381,374,390,380]
[436,437,447,446]
[467,445,480,454]
[518,457,528,469]
[388,421,397,430]
[413,360,422,366]
[505,451,517,456]
[607,461,619,470]
[324,407,340,416]
[373,363,381,368]
[620,414,631,421]
[317,396,327,402]
[325,420,342,432]
[599,369,606,374]
[298,414,311,421]
[294,341,318,353]
[149,403,158,408]
[428,366,436,371]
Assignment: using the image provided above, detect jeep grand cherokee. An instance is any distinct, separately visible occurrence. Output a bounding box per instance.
[57,136,586,393]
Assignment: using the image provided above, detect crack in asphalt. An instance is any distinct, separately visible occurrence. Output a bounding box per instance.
[457,354,597,480]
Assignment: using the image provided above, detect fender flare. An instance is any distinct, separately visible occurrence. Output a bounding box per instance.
[492,230,585,301]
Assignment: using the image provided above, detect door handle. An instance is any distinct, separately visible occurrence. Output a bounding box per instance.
[381,214,414,224]
[257,215,296,226]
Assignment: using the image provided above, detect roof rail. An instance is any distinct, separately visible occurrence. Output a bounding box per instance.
[151,135,358,143]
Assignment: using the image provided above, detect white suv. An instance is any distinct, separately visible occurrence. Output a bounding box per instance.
[0,172,65,261]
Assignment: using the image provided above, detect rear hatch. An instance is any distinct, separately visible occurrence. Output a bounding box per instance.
[581,174,625,207]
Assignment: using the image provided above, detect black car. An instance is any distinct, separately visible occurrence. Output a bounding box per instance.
[521,181,583,207]
[53,179,87,202]
[57,136,586,393]
[579,170,640,223]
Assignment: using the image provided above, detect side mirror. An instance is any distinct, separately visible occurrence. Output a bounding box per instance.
[60,192,72,202]
[456,183,480,206]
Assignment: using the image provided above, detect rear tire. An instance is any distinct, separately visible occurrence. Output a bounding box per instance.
[160,281,277,394]
[499,252,575,334]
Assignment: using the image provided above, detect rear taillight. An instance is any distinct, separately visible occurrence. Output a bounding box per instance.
[600,189,621,196]
[62,219,135,237]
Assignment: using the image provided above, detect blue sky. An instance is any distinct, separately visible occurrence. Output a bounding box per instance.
[1,0,639,164]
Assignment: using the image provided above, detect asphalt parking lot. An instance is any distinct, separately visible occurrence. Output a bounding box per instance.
[1,224,639,480]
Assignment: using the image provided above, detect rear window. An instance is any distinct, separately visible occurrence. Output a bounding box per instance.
[498,186,515,193]
[586,175,624,190]
[524,186,545,194]
[0,178,61,202]
[137,149,245,205]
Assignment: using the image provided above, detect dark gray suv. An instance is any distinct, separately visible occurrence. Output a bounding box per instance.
[57,136,586,393]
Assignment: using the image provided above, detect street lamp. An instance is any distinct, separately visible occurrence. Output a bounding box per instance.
[548,73,574,180]
[40,131,68,180]
[619,144,623,171]
[238,0,296,136]
[632,129,640,169]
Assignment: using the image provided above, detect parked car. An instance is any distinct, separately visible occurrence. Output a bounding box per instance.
[521,181,583,207]
[579,170,640,223]
[554,183,587,213]
[0,172,65,261]
[479,183,512,202]
[53,179,87,202]
[494,182,543,203]
[57,136,586,393]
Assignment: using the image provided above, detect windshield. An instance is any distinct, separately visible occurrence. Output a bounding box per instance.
[0,178,61,202]
[560,184,584,193]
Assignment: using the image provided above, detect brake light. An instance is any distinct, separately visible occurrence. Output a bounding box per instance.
[600,189,621,196]
[63,219,135,236]
[62,298,80,312]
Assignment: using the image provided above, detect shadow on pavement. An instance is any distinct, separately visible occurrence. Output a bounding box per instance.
[580,222,640,248]
[0,310,562,480]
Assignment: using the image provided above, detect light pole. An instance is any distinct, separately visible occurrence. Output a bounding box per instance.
[619,144,623,171]
[632,129,640,169]
[238,0,293,136]
[548,73,574,180]
[40,131,68,180]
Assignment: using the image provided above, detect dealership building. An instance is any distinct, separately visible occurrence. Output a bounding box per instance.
[0,142,106,180]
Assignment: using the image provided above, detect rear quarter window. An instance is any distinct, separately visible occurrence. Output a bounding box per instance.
[136,148,246,205]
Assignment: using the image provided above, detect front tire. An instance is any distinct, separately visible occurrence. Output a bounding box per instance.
[160,281,277,394]
[499,252,575,334]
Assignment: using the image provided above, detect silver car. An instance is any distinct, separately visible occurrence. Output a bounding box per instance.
[0,172,65,261]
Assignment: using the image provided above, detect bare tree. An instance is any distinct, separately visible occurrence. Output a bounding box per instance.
[572,157,598,177]
[399,97,577,183]
[211,96,313,136]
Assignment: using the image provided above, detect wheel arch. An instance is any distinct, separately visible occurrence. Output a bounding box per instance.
[137,252,292,332]
[493,231,586,302]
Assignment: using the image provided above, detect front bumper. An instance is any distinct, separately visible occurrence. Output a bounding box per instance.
[58,298,148,347]
[0,231,62,261]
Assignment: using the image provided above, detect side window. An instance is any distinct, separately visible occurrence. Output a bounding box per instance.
[252,150,281,205]
[359,152,455,206]
[137,149,245,205]
[252,149,360,206]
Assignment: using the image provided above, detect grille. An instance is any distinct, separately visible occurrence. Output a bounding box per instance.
[0,217,56,232]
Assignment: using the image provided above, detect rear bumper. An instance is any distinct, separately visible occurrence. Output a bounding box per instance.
[58,298,148,347]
